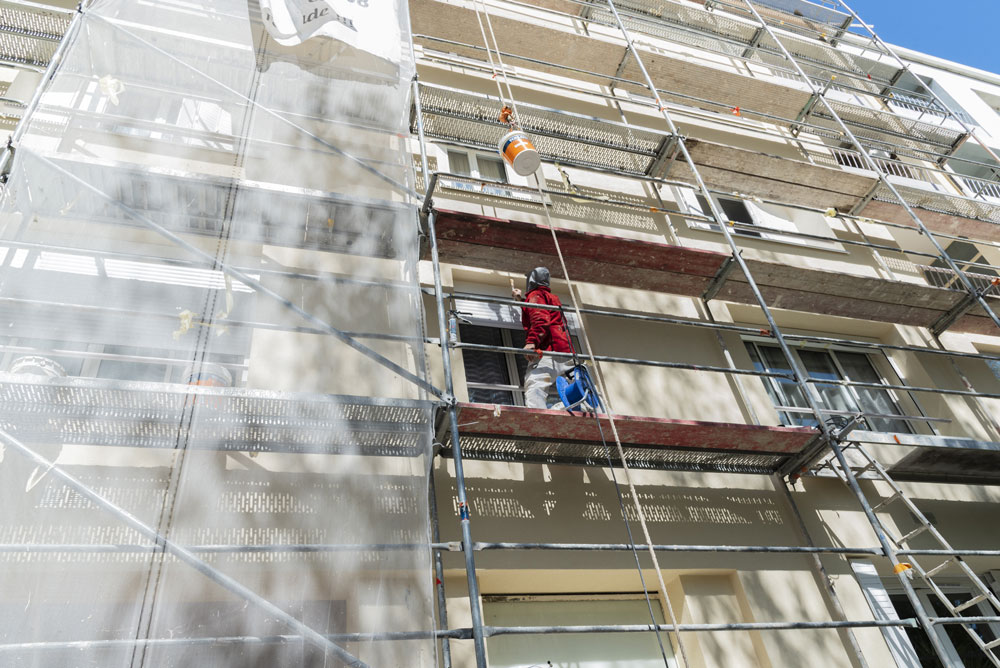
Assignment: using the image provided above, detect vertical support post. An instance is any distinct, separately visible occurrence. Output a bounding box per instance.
[775,476,868,668]
[837,0,1000,168]
[429,472,453,668]
[0,429,369,668]
[409,46,482,665]
[601,0,832,441]
[426,209,489,668]
[411,77,430,196]
[730,6,972,662]
[735,0,1000,337]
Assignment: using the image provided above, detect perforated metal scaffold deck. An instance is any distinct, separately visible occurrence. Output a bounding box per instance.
[810,99,966,155]
[415,83,670,174]
[439,403,817,473]
[578,0,898,91]
[0,0,71,68]
[0,374,433,455]
[869,179,1000,226]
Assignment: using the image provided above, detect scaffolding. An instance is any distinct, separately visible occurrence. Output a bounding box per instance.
[1,0,1000,666]
[413,0,1000,665]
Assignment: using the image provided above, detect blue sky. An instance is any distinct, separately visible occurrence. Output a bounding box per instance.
[844,1,998,74]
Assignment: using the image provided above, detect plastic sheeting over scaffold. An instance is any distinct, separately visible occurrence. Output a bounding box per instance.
[0,0,438,666]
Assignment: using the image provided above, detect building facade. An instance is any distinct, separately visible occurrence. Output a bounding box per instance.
[1,0,1000,666]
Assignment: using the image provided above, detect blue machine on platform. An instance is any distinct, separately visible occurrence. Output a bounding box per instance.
[556,364,602,413]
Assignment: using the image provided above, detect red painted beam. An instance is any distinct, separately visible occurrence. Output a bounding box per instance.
[429,208,1000,335]
[455,403,816,454]
[430,209,728,295]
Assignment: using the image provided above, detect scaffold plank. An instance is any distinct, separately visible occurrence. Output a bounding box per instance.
[430,208,728,293]
[855,431,1000,485]
[443,402,813,473]
[0,0,71,68]
[429,208,1000,333]
[0,374,433,456]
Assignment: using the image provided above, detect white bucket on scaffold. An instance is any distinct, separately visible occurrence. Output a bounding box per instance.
[182,362,232,388]
[498,130,541,176]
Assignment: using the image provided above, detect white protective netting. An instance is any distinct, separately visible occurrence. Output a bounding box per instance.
[0,0,437,666]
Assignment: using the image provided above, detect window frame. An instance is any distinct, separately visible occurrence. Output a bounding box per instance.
[454,294,584,407]
[482,592,678,668]
[461,324,529,406]
[744,337,916,433]
[443,147,512,197]
[675,186,843,251]
[884,581,1000,667]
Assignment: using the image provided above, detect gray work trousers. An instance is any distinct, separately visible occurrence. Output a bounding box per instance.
[523,354,573,409]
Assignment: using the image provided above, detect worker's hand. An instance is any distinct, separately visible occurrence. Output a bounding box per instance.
[522,343,539,357]
[512,287,523,301]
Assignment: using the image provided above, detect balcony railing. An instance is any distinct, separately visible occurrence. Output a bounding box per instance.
[960,175,1000,202]
[886,92,950,122]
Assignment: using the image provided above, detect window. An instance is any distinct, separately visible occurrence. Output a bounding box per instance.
[460,324,530,405]
[483,594,676,668]
[455,296,581,406]
[745,342,912,433]
[924,240,998,292]
[445,148,510,196]
[888,587,1000,667]
[678,188,760,238]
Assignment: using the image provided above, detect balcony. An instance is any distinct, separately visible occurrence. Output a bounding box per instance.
[415,80,1000,242]
[411,0,971,163]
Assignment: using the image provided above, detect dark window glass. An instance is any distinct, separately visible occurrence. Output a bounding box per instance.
[460,325,515,405]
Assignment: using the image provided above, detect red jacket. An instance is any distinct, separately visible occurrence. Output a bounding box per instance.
[522,287,573,354]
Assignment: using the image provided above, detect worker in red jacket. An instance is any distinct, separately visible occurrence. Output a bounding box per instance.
[512,267,574,409]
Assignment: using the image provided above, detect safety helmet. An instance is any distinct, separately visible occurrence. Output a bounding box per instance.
[526,266,550,294]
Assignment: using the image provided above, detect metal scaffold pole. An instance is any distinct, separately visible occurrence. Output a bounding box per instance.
[0,429,370,668]
[731,2,993,663]
[737,1,1000,338]
[594,1,980,663]
[413,69,489,664]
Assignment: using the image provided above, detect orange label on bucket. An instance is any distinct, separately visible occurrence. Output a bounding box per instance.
[501,133,533,162]
[498,130,541,176]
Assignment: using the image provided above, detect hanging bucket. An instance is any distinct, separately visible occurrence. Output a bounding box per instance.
[556,364,601,412]
[10,356,67,378]
[183,362,232,388]
[498,130,541,176]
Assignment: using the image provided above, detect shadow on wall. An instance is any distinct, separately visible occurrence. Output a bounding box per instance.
[439,462,800,571]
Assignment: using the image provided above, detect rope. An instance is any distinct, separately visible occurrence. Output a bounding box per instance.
[468,3,691,665]
[595,410,675,667]
[470,0,509,107]
[532,174,691,668]
[471,0,522,126]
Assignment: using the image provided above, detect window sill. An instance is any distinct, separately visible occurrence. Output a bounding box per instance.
[687,222,847,254]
